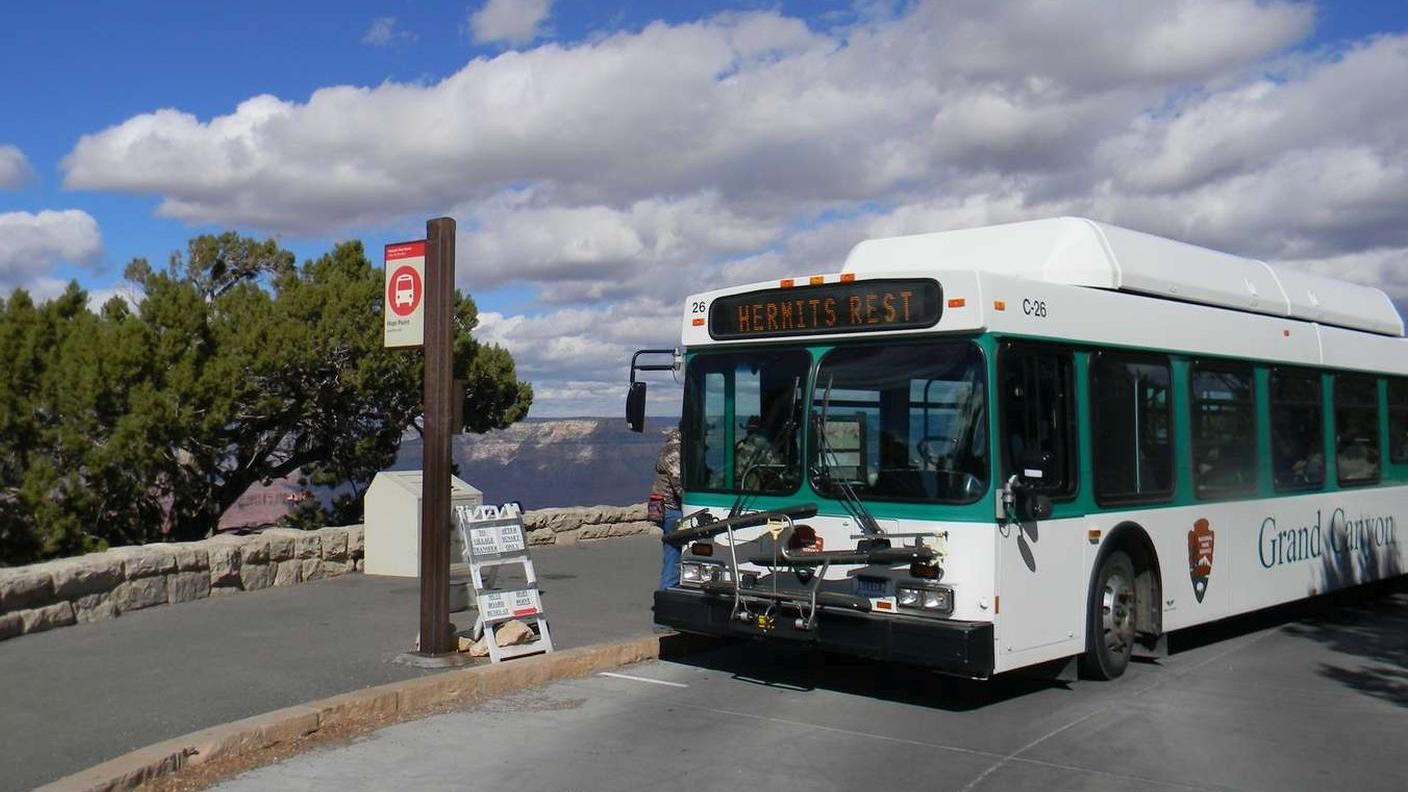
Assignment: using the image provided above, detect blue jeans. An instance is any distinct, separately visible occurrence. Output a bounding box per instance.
[658,508,682,590]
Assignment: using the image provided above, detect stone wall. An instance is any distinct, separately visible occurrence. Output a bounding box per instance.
[0,505,659,642]
[521,504,658,546]
[0,527,365,642]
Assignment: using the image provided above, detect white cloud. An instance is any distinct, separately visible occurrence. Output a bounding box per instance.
[454,189,781,296]
[85,283,143,314]
[363,17,416,47]
[55,0,1408,414]
[905,0,1312,90]
[469,0,553,45]
[23,278,73,304]
[0,210,103,291]
[1279,247,1408,301]
[60,2,1318,239]
[476,301,683,416]
[1104,38,1408,193]
[0,144,36,189]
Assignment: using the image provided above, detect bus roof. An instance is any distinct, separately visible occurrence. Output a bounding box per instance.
[842,217,1404,337]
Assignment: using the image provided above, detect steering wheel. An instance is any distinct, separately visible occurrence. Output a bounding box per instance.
[917,436,956,467]
[958,472,984,498]
[740,463,788,492]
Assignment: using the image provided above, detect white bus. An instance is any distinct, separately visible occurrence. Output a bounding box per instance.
[627,217,1407,680]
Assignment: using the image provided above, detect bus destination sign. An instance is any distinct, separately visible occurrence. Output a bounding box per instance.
[708,278,942,340]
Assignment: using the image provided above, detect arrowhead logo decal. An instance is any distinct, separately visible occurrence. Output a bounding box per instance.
[1188,518,1215,603]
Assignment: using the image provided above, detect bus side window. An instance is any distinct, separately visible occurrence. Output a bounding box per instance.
[1091,352,1173,504]
[1334,374,1380,486]
[1390,377,1408,465]
[1190,362,1257,499]
[1269,369,1324,491]
[999,344,1076,498]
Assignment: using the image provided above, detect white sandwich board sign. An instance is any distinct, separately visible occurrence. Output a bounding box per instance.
[454,502,554,663]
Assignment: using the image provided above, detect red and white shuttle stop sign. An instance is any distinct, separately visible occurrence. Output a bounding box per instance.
[384,241,426,347]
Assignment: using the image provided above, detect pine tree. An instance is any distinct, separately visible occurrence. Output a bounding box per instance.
[0,234,532,564]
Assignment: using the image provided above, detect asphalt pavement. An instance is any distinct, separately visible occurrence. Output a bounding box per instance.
[212,580,1408,792]
[6,535,1407,792]
[0,535,665,792]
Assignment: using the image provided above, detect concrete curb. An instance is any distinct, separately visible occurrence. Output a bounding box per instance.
[36,634,664,792]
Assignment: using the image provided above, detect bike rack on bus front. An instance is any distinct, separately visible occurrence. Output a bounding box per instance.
[668,504,940,632]
[720,514,835,632]
[665,505,826,631]
[668,504,944,632]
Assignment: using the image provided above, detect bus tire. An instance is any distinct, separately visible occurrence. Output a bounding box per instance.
[1080,550,1136,680]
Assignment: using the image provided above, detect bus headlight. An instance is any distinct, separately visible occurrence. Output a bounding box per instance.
[922,588,952,613]
[679,562,730,586]
[896,585,954,615]
[681,563,704,584]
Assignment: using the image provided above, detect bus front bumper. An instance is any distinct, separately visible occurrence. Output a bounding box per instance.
[654,588,995,678]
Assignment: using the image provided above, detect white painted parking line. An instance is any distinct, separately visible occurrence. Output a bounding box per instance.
[958,708,1102,792]
[682,703,1205,791]
[598,672,689,688]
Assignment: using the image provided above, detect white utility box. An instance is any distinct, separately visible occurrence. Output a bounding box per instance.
[364,471,482,578]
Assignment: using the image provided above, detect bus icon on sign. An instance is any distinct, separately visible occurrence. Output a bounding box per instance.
[394,274,416,308]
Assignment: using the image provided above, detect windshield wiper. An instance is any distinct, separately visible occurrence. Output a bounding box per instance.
[813,374,883,538]
[728,374,802,519]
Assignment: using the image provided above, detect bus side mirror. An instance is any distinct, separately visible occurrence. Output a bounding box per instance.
[1018,450,1054,485]
[1027,492,1053,520]
[626,348,677,433]
[1018,451,1055,519]
[626,381,647,432]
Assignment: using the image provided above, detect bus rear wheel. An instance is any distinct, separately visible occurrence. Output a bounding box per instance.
[1081,550,1136,680]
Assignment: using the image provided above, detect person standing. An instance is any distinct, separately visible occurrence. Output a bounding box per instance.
[649,427,683,589]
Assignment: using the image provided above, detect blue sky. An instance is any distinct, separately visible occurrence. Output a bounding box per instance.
[0,0,855,301]
[3,1,1408,416]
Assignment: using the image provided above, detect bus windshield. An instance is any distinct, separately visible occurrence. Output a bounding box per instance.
[682,349,809,494]
[811,341,988,504]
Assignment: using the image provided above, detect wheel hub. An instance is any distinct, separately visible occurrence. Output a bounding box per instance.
[1101,571,1135,653]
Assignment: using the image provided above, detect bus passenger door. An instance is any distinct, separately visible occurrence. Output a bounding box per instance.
[994,343,1085,662]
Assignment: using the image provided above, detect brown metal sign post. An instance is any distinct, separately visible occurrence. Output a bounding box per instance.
[418,216,455,657]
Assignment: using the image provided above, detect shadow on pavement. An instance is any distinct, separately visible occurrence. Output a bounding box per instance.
[1286,529,1408,707]
[1165,575,1407,707]
[659,633,1066,712]
[657,574,1408,711]
[1166,576,1406,649]
[1282,585,1408,708]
